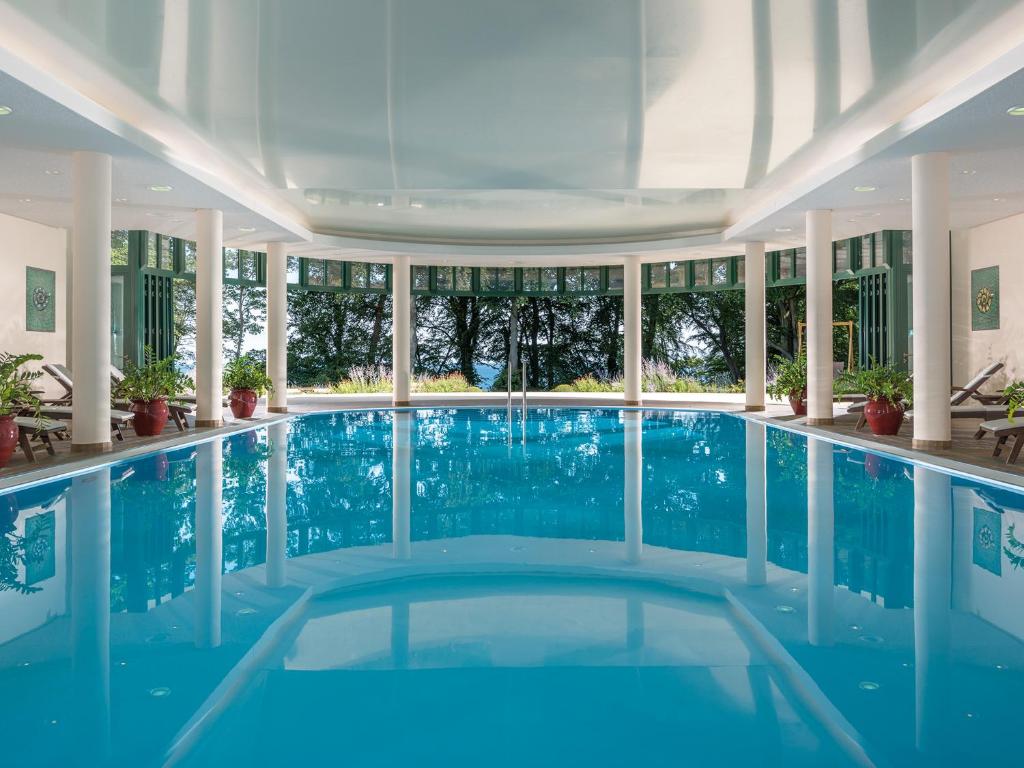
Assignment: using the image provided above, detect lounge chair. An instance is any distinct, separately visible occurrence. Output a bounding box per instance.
[15,416,69,462]
[41,363,74,404]
[975,418,1024,464]
[847,362,1005,429]
[34,405,135,441]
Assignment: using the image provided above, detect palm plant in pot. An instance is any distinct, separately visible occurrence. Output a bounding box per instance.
[114,350,193,437]
[0,353,43,468]
[839,361,912,435]
[223,353,273,419]
[1006,380,1024,422]
[766,354,807,415]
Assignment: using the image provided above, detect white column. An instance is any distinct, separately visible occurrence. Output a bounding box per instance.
[624,410,643,563]
[392,411,412,560]
[265,422,288,587]
[744,241,766,411]
[266,242,289,413]
[70,468,111,761]
[912,153,952,449]
[392,255,411,406]
[196,209,224,426]
[745,420,767,586]
[807,439,834,646]
[71,152,112,451]
[914,466,952,755]
[624,256,642,406]
[806,210,834,424]
[195,439,223,648]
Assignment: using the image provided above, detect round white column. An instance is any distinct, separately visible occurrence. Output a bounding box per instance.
[913,466,952,754]
[745,420,767,586]
[392,411,412,560]
[265,421,288,587]
[806,210,834,425]
[624,256,642,406]
[912,153,952,449]
[195,209,224,427]
[392,255,411,406]
[807,439,835,646]
[744,241,767,411]
[71,152,112,452]
[266,242,289,413]
[195,438,223,648]
[624,410,643,563]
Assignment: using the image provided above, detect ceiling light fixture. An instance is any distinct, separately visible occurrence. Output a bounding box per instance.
[238,226,256,232]
[960,169,976,176]
[44,169,62,176]
[148,184,173,192]
[114,197,128,203]
[1006,106,1024,116]
[0,106,13,116]
[993,197,1004,202]
[853,185,877,193]
[19,198,31,203]
[775,227,793,233]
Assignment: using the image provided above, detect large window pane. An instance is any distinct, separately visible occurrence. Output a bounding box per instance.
[607,266,624,290]
[349,262,368,288]
[413,265,429,291]
[542,268,559,292]
[435,267,453,291]
[224,248,239,279]
[649,263,667,288]
[669,262,686,288]
[522,268,541,292]
[305,259,325,286]
[369,264,388,289]
[794,249,806,279]
[183,240,198,274]
[455,267,473,292]
[834,241,849,272]
[693,262,710,286]
[110,230,129,266]
[712,258,730,285]
[327,261,343,287]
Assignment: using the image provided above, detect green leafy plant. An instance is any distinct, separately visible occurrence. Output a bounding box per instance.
[766,353,807,401]
[1006,380,1024,423]
[223,353,274,396]
[837,359,912,407]
[115,348,193,402]
[0,352,43,417]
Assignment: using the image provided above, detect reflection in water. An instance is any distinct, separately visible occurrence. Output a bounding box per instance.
[624,410,643,564]
[745,420,767,586]
[807,439,835,647]
[392,412,412,561]
[194,439,223,649]
[266,423,288,587]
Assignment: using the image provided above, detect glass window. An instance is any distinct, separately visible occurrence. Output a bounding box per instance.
[224,248,239,279]
[834,241,849,272]
[455,267,473,292]
[693,262,710,286]
[286,255,300,284]
[542,267,559,292]
[327,261,343,287]
[649,263,667,288]
[369,263,388,289]
[522,268,541,292]
[607,266,624,291]
[413,265,429,291]
[873,235,885,267]
[110,230,129,265]
[183,240,197,274]
[305,259,325,286]
[860,235,872,269]
[736,256,745,284]
[159,237,174,271]
[564,268,582,292]
[582,267,600,292]
[669,262,686,288]
[435,267,453,291]
[901,231,912,265]
[349,262,369,288]
[778,252,793,280]
[794,248,806,279]
[496,267,514,291]
[146,233,158,268]
[712,258,730,285]
[239,251,258,281]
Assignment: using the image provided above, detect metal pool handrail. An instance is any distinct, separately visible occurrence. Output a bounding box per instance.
[522,361,527,444]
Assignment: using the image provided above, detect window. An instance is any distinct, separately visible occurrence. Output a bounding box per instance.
[146,233,158,268]
[693,261,710,286]
[794,248,806,279]
[224,248,239,279]
[305,259,325,286]
[582,267,600,292]
[159,236,174,271]
[860,235,872,269]
[110,230,129,266]
[649,263,667,288]
[326,261,343,287]
[349,262,369,288]
[669,262,686,288]
[413,266,429,291]
[712,258,730,285]
[238,251,258,281]
[736,256,745,284]
[183,240,197,274]
[455,267,473,292]
[834,241,849,272]
[369,264,388,289]
[286,255,300,284]
[607,266,624,291]
[778,252,793,280]
[541,267,559,292]
[522,268,541,292]
[901,231,912,265]
[873,235,885,267]
[564,268,582,292]
[435,267,453,291]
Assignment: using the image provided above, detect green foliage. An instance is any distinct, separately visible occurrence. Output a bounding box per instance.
[0,353,43,416]
[1005,523,1024,570]
[1006,380,1024,423]
[223,353,274,395]
[415,373,482,393]
[766,353,807,400]
[837,359,912,406]
[325,368,482,394]
[114,348,193,402]
[223,283,267,363]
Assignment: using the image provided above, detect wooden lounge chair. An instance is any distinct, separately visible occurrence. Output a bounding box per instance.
[975,418,1024,464]
[34,405,134,441]
[15,416,69,462]
[41,363,74,404]
[848,362,1005,429]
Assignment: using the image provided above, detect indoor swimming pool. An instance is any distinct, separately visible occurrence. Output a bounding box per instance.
[1,407,1022,767]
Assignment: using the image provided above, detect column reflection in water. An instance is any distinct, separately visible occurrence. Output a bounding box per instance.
[195,438,223,648]
[266,422,288,588]
[392,411,412,560]
[70,467,111,765]
[807,439,834,646]
[913,466,952,755]
[626,596,645,652]
[623,410,643,564]
[745,420,767,586]
[391,600,410,668]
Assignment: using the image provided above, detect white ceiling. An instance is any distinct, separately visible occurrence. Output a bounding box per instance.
[1,0,1024,263]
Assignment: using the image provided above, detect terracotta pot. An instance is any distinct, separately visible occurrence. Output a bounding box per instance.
[864,397,904,436]
[0,413,19,468]
[864,452,899,481]
[134,453,169,482]
[131,398,169,437]
[229,388,258,419]
[788,390,807,416]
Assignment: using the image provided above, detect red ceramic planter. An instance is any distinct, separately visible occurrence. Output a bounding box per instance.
[788,390,807,416]
[864,397,904,436]
[132,399,169,437]
[229,388,258,418]
[0,413,19,468]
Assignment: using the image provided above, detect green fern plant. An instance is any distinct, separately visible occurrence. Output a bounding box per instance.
[1005,380,1024,423]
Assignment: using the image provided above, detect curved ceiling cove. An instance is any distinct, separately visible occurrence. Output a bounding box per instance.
[1,0,1023,247]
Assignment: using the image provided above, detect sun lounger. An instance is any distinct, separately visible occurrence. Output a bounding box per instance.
[35,405,134,441]
[975,418,1024,464]
[15,416,69,462]
[41,363,74,404]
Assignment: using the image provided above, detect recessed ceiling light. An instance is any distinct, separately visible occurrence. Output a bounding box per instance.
[960,169,976,176]
[44,169,62,176]
[898,197,910,202]
[856,212,880,218]
[853,185,877,193]
[993,197,1004,202]
[19,198,31,203]
[1006,106,1024,116]
[148,184,173,192]
[114,197,128,203]
[238,226,256,232]
[0,106,13,116]
[775,227,793,233]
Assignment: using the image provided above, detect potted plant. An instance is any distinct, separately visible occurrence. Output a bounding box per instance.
[766,354,807,415]
[839,361,912,436]
[1006,380,1024,422]
[0,353,43,468]
[114,350,193,437]
[223,353,273,419]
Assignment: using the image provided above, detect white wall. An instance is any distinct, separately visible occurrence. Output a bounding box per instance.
[951,212,1024,388]
[0,213,68,398]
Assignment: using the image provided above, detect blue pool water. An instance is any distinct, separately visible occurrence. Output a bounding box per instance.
[1,407,1023,767]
